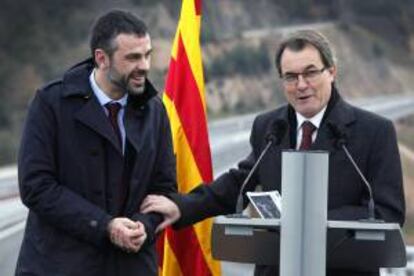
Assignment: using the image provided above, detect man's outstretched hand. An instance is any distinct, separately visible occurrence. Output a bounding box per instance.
[140,195,181,233]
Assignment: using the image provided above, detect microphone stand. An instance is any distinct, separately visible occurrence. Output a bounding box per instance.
[328,121,382,222]
[231,141,274,218]
[227,119,287,218]
[340,144,380,222]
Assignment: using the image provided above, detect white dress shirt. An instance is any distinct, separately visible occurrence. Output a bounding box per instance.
[295,106,327,150]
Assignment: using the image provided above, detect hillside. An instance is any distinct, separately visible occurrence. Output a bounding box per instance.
[202,22,413,116]
[0,0,413,164]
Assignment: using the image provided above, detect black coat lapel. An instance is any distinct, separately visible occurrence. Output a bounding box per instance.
[62,58,123,155]
[260,107,292,191]
[311,123,336,152]
[312,93,356,152]
[122,82,159,214]
[123,80,158,155]
[74,96,123,155]
[123,103,145,155]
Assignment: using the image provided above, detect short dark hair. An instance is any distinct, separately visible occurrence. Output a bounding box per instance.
[90,10,148,66]
[275,30,335,76]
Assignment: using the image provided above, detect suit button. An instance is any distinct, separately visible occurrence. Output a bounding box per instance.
[89,220,98,228]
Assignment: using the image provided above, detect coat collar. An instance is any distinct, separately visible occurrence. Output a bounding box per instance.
[61,58,158,105]
[312,86,356,151]
[61,58,95,98]
[272,85,356,151]
[65,58,159,155]
[123,80,159,155]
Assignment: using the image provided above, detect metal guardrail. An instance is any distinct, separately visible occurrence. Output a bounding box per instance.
[0,166,18,199]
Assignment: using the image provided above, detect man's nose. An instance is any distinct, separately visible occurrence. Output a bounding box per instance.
[137,58,150,71]
[296,74,308,90]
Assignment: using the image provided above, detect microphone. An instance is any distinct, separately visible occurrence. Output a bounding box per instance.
[231,119,288,217]
[327,122,378,222]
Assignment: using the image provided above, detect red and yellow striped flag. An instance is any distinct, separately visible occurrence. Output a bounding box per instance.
[160,0,221,275]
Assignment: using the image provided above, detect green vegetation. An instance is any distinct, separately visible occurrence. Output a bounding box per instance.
[0,1,413,165]
[205,43,271,79]
[398,115,414,150]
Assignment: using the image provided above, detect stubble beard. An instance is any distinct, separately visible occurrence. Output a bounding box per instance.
[108,66,146,96]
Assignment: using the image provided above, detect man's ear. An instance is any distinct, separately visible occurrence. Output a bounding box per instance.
[94,49,109,69]
[328,66,337,78]
[327,66,337,83]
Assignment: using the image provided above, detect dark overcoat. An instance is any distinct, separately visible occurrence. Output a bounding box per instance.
[171,88,405,276]
[16,59,177,276]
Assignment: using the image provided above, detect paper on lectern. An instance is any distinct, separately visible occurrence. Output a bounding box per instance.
[246,190,282,219]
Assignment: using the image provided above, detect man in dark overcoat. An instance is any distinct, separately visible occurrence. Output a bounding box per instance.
[140,30,405,276]
[16,10,176,276]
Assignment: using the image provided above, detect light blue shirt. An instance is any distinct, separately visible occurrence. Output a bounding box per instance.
[89,70,127,154]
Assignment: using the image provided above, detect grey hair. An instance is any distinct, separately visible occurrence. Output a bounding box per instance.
[275,30,336,76]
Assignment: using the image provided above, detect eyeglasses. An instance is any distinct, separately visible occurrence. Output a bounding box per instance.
[281,67,326,85]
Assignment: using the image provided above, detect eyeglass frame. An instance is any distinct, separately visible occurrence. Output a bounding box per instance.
[280,67,327,85]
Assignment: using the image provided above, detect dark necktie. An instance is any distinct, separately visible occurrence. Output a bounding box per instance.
[105,102,122,147]
[299,121,316,150]
[105,102,127,214]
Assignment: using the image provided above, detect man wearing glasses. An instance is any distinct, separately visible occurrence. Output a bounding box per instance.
[141,30,405,276]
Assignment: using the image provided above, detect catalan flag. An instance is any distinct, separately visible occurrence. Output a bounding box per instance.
[160,0,221,275]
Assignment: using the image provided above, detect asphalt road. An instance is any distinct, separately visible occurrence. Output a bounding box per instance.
[0,223,24,276]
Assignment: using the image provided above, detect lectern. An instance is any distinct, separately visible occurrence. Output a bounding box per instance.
[211,151,406,274]
[211,217,406,271]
